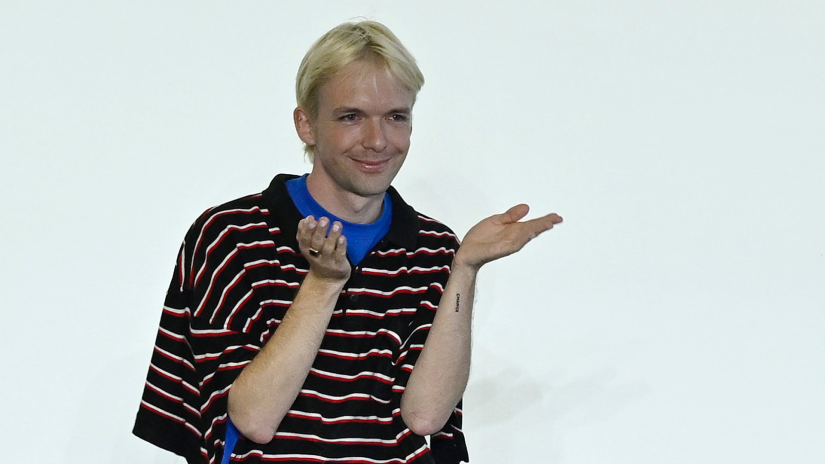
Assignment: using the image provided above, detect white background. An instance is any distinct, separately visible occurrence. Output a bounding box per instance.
[1,1,823,463]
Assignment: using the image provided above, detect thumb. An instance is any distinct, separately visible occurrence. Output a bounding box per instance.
[500,204,530,224]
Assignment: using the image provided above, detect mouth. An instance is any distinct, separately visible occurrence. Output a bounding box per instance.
[352,158,391,172]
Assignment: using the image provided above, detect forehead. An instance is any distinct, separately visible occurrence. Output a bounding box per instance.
[317,60,414,111]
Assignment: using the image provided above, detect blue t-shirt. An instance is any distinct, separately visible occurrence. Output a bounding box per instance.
[221,174,392,464]
[285,174,392,266]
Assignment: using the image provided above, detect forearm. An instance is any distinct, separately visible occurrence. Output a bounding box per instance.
[401,260,477,436]
[227,272,344,443]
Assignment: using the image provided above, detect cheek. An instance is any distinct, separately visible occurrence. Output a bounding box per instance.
[318,126,355,150]
[388,126,412,150]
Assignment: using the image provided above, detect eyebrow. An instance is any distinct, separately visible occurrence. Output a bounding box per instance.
[332,106,411,115]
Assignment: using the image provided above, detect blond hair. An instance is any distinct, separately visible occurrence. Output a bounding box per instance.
[296,21,425,160]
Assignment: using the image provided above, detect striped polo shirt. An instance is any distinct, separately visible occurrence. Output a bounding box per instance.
[133,174,469,464]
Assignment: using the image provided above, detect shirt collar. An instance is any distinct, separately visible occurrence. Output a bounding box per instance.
[262,174,419,251]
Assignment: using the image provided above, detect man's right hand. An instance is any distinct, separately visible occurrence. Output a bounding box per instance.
[297,216,351,282]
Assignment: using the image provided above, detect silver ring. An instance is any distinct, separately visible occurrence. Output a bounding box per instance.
[308,247,320,257]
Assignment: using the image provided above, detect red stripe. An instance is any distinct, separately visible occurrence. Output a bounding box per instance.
[225,290,255,327]
[195,222,268,287]
[153,347,195,371]
[272,429,411,447]
[146,381,183,403]
[209,269,247,323]
[140,401,185,424]
[194,248,239,317]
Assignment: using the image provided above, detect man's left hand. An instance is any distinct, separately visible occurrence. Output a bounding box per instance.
[453,204,562,270]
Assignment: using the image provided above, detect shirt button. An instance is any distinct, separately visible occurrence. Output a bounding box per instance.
[349,294,359,302]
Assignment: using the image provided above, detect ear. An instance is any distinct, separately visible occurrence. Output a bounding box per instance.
[293,107,316,146]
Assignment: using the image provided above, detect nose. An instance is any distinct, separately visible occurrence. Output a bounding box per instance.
[362,117,388,152]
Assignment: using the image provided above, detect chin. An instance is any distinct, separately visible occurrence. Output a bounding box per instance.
[350,180,393,198]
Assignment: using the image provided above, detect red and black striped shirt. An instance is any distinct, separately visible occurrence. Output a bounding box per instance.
[133,174,469,464]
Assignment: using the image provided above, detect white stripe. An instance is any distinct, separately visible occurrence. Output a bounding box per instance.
[252,278,300,289]
[242,306,263,332]
[158,326,185,341]
[183,402,201,418]
[347,285,428,297]
[162,305,188,315]
[200,360,253,385]
[419,230,457,239]
[221,288,254,326]
[141,399,185,422]
[325,328,402,345]
[154,346,194,370]
[237,240,275,248]
[232,446,429,464]
[274,426,409,445]
[286,408,397,424]
[275,245,299,254]
[260,298,293,306]
[146,380,182,402]
[190,327,233,336]
[194,221,267,286]
[401,325,431,347]
[201,383,231,411]
[194,248,238,317]
[343,308,416,318]
[299,389,392,404]
[245,258,280,268]
[407,246,455,256]
[374,247,406,256]
[317,348,394,360]
[193,344,255,361]
[419,300,437,311]
[359,265,449,276]
[208,269,247,323]
[310,367,394,383]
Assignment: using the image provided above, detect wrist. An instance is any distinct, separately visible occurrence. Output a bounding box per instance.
[303,269,348,292]
[452,251,482,273]
[451,255,481,278]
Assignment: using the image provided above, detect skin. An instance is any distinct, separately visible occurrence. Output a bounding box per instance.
[227,58,563,443]
[295,60,414,224]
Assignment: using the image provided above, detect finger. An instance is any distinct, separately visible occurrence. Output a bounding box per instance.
[321,221,343,255]
[309,217,330,253]
[296,216,315,249]
[333,234,347,260]
[533,212,563,229]
[521,213,563,240]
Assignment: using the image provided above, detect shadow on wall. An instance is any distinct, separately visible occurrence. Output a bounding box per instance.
[466,346,650,461]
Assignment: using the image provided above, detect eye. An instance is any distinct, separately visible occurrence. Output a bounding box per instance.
[391,113,409,122]
[340,113,358,121]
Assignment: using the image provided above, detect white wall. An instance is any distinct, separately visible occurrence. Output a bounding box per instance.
[1,1,823,463]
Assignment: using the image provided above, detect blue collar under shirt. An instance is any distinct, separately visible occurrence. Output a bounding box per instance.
[285,174,392,267]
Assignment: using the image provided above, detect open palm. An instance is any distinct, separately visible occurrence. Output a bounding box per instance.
[455,204,563,270]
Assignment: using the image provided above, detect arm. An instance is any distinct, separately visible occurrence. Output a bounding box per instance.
[227,217,350,444]
[401,204,563,435]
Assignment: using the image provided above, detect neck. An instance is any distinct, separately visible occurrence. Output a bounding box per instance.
[305,174,385,224]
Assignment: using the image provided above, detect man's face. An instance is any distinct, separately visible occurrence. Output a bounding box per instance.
[298,60,415,200]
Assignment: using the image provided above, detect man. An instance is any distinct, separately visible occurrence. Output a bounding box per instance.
[133,20,562,464]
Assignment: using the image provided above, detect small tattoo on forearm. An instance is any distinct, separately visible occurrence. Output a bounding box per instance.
[455,293,460,312]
